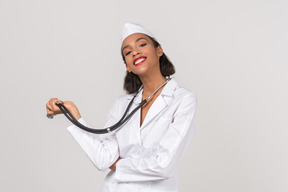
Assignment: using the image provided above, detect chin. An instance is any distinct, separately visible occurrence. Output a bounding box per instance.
[133,67,148,75]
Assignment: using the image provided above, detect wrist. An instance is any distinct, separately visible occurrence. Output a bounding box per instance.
[70,109,81,120]
[65,103,81,120]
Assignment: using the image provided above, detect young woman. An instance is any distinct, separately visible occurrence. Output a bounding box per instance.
[46,23,197,192]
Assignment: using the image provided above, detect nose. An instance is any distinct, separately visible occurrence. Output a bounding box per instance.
[132,47,141,57]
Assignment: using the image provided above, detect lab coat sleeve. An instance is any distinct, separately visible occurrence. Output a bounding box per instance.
[115,93,197,182]
[67,105,120,172]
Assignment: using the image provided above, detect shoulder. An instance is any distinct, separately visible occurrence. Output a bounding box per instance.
[175,84,197,102]
[165,78,197,104]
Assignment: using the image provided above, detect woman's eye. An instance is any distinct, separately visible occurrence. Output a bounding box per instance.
[139,43,147,47]
[125,51,131,56]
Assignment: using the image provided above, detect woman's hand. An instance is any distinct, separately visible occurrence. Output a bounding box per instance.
[109,157,121,171]
[46,98,81,120]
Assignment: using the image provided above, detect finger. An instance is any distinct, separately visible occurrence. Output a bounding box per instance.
[46,103,53,114]
[53,100,63,111]
[47,98,63,114]
[49,98,58,106]
[54,99,65,114]
[53,99,64,106]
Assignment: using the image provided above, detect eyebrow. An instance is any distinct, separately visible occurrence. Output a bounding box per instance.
[122,37,148,53]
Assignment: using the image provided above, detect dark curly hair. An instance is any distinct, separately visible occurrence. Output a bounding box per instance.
[122,36,175,94]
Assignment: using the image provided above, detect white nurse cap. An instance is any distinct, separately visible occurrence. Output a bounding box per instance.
[121,23,155,44]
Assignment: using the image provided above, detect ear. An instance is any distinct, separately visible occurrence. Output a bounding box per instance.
[126,64,132,73]
[156,46,163,57]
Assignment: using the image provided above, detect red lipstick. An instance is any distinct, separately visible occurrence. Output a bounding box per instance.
[133,56,147,66]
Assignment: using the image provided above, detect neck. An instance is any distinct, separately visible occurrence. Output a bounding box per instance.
[140,75,167,96]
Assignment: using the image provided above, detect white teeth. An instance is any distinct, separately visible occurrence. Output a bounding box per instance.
[135,58,145,65]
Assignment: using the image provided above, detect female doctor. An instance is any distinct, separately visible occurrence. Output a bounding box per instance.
[46,23,197,192]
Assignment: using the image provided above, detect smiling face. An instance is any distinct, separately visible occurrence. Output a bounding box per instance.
[121,33,163,78]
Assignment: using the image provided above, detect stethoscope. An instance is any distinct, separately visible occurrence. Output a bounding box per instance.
[47,77,171,134]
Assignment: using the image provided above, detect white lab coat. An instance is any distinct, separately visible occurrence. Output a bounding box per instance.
[67,78,197,192]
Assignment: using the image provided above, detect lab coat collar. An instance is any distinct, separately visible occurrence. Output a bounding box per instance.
[129,78,178,128]
[160,78,177,97]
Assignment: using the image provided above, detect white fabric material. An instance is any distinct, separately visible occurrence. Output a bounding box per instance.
[121,23,155,44]
[67,78,197,192]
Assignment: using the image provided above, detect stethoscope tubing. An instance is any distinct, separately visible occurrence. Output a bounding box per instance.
[48,77,171,134]
[55,97,146,134]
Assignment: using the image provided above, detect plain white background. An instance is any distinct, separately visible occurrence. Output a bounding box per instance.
[1,0,287,191]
